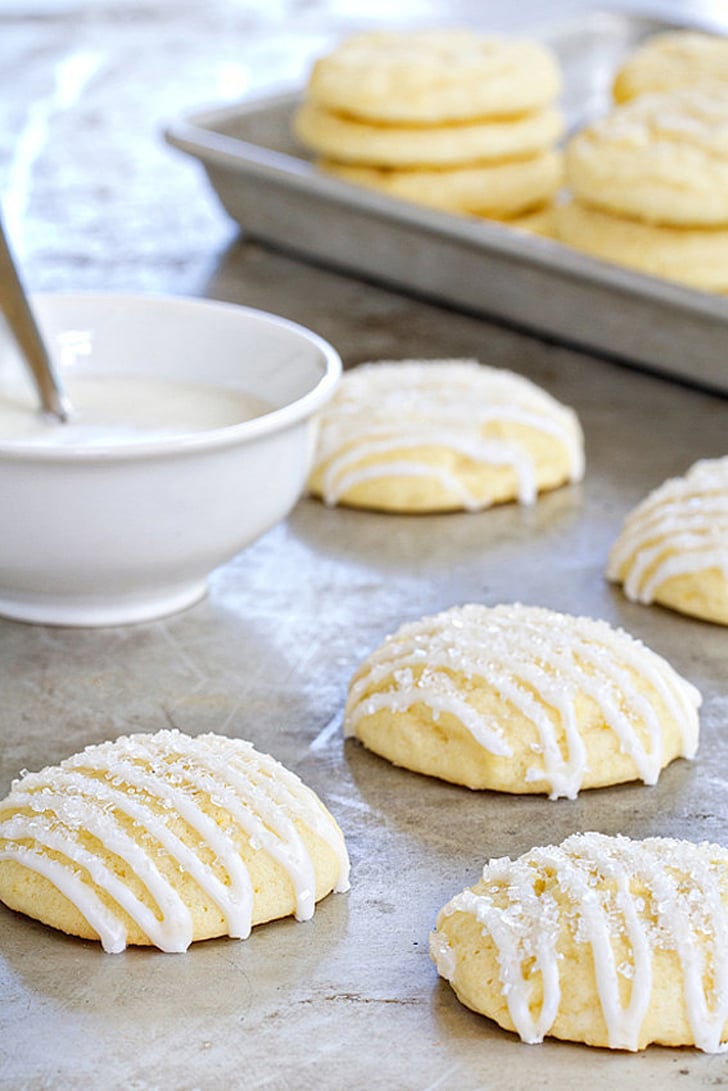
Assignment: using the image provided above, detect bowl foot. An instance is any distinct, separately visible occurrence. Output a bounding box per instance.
[0,579,208,627]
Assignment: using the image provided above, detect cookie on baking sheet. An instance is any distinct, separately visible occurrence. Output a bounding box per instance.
[0,729,350,953]
[320,152,562,218]
[555,200,728,292]
[430,832,728,1052]
[305,29,562,124]
[565,86,728,227]
[344,603,700,799]
[607,456,728,625]
[307,360,584,514]
[613,30,728,103]
[293,100,565,168]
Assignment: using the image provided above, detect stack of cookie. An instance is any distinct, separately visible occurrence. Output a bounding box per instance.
[293,28,564,227]
[556,85,728,293]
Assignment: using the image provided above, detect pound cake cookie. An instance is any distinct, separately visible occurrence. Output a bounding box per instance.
[344,603,700,799]
[307,360,584,513]
[613,30,728,104]
[558,86,728,289]
[0,729,350,953]
[430,832,728,1052]
[607,456,728,625]
[304,29,562,124]
[565,86,728,228]
[555,200,728,292]
[294,29,564,221]
[294,101,564,168]
[320,153,562,218]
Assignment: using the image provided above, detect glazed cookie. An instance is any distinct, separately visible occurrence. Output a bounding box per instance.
[0,729,350,952]
[343,603,700,799]
[613,30,728,103]
[430,832,728,1052]
[565,87,728,226]
[555,200,728,292]
[320,151,562,217]
[293,101,565,168]
[306,29,562,124]
[307,360,584,513]
[607,456,728,625]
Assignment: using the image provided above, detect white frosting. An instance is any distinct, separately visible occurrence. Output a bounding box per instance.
[0,730,349,953]
[432,832,728,1052]
[607,457,728,603]
[345,603,701,799]
[311,360,584,508]
[0,374,270,448]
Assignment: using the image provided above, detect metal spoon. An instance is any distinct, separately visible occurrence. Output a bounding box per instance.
[0,215,71,422]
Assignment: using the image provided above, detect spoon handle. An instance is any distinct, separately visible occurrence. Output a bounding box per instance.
[0,217,70,422]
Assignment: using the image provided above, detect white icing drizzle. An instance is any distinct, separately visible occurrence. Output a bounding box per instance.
[432,832,728,1052]
[0,730,349,953]
[607,457,728,603]
[311,360,584,508]
[345,604,701,799]
[0,844,128,954]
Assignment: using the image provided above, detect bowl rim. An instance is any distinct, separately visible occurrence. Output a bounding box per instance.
[0,291,342,462]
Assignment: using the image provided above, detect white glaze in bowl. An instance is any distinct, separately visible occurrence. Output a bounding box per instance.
[0,293,341,626]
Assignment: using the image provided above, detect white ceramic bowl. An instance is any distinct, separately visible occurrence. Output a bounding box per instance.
[0,292,341,626]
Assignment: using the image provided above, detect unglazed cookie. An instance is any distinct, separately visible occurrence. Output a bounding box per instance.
[613,30,728,103]
[320,152,562,218]
[0,729,350,953]
[607,456,728,625]
[430,832,728,1052]
[555,199,728,292]
[306,29,562,124]
[293,100,565,168]
[307,360,584,514]
[565,87,728,226]
[343,603,700,799]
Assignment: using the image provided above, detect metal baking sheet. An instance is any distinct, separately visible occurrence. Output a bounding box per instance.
[3,344,728,1088]
[164,7,728,394]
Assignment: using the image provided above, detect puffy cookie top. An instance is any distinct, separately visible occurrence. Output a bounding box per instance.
[307,29,562,123]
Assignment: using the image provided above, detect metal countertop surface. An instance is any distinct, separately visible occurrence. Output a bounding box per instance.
[1,2,728,1088]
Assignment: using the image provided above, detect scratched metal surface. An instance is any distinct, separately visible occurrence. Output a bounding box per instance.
[1,2,728,1089]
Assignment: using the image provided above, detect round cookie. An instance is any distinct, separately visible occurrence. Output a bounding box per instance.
[320,151,562,218]
[565,87,728,226]
[0,729,350,952]
[614,30,728,103]
[293,100,565,168]
[307,360,584,514]
[431,832,728,1052]
[344,603,700,799]
[607,456,728,625]
[555,199,728,292]
[306,29,562,124]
